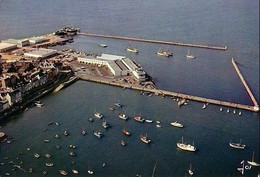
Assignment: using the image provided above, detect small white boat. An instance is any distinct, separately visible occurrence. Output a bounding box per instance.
[229,139,246,149]
[102,120,109,129]
[81,130,86,135]
[177,137,196,152]
[103,163,106,167]
[93,130,103,138]
[46,163,54,167]
[202,104,206,109]
[145,119,153,123]
[238,111,242,116]
[119,113,128,120]
[114,102,122,108]
[227,108,230,113]
[59,170,68,176]
[54,134,60,139]
[35,100,44,107]
[121,140,127,146]
[72,169,79,174]
[34,153,40,158]
[140,134,151,144]
[89,117,94,122]
[186,49,195,59]
[63,130,69,136]
[156,121,160,124]
[156,124,161,128]
[134,116,145,122]
[188,164,194,175]
[170,121,184,128]
[99,44,107,48]
[44,139,50,143]
[69,145,76,149]
[247,151,260,166]
[94,112,103,119]
[233,109,236,114]
[88,170,94,175]
[126,47,138,53]
[220,107,223,112]
[44,153,51,158]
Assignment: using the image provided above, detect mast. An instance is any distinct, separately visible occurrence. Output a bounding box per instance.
[252,151,255,162]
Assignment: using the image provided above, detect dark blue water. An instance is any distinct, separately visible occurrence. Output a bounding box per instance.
[0,0,259,176]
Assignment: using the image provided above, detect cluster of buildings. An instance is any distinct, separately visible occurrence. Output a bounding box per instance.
[78,54,147,82]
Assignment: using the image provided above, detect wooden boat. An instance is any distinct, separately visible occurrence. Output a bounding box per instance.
[122,129,131,136]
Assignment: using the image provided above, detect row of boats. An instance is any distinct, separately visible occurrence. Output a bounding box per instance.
[98,43,196,58]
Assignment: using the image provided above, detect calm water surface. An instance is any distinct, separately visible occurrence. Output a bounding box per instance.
[0,0,259,176]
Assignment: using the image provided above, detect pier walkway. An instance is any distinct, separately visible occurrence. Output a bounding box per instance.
[231,58,259,112]
[78,32,227,51]
[78,75,258,112]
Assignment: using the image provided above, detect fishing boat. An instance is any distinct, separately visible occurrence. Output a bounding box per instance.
[126,47,138,53]
[34,153,40,158]
[35,100,44,107]
[202,104,206,109]
[89,117,94,122]
[109,107,115,111]
[72,169,79,174]
[119,113,128,120]
[99,44,107,48]
[247,151,260,166]
[93,130,103,138]
[54,134,60,139]
[229,139,246,149]
[121,140,127,146]
[69,145,76,149]
[188,164,194,175]
[170,121,184,128]
[94,112,103,119]
[140,134,151,144]
[122,129,131,136]
[59,170,68,176]
[134,116,145,122]
[46,163,54,167]
[102,120,109,129]
[63,130,69,136]
[186,49,195,59]
[145,119,153,123]
[44,153,51,158]
[177,137,196,152]
[81,130,86,135]
[44,139,50,143]
[69,151,76,157]
[114,102,122,108]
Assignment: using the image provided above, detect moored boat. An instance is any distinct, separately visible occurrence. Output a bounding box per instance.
[247,151,260,166]
[89,117,94,122]
[44,153,51,158]
[63,130,69,136]
[69,151,76,157]
[44,139,50,143]
[93,130,103,138]
[59,170,68,176]
[69,144,76,149]
[94,112,103,119]
[35,100,44,107]
[134,116,145,122]
[140,134,151,144]
[34,153,40,158]
[54,134,60,139]
[109,107,115,111]
[202,104,206,109]
[56,145,61,149]
[170,121,184,128]
[88,170,94,175]
[156,50,172,57]
[119,113,128,120]
[186,49,195,59]
[114,102,122,108]
[121,140,127,146]
[122,129,131,136]
[126,47,138,53]
[145,119,153,123]
[220,107,223,112]
[177,137,196,152]
[156,124,161,128]
[188,164,194,175]
[99,44,107,48]
[81,130,86,135]
[46,163,54,167]
[229,139,246,149]
[102,120,109,129]
[72,169,79,174]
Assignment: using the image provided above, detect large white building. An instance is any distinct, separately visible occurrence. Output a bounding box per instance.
[0,43,17,53]
[24,48,57,59]
[78,54,146,81]
[1,39,30,47]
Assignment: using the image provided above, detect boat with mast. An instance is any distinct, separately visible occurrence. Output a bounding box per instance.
[126,47,138,53]
[170,121,184,128]
[177,137,196,152]
[186,49,195,59]
[247,151,260,166]
[188,164,194,175]
[229,139,246,149]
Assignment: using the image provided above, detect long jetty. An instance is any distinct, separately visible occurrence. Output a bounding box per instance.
[78,32,227,51]
[231,58,259,112]
[78,75,258,112]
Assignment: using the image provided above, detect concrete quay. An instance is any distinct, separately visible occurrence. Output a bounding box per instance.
[78,32,227,51]
[78,74,258,112]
